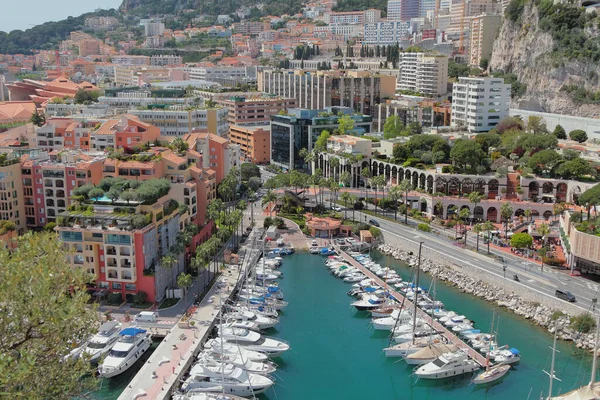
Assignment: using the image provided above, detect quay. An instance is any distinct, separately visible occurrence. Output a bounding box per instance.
[337,248,488,367]
[117,231,262,400]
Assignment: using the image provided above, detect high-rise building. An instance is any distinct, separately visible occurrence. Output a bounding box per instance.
[144,21,165,37]
[128,106,229,138]
[469,14,502,67]
[397,52,449,96]
[270,107,372,171]
[229,125,271,164]
[387,0,420,21]
[215,96,297,125]
[258,70,396,120]
[363,21,411,44]
[451,77,511,132]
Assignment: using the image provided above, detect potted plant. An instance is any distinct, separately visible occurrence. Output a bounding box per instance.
[178,315,190,328]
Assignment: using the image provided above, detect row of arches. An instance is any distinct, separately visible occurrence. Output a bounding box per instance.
[433,204,554,222]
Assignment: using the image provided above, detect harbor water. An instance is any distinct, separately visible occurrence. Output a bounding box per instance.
[259,251,595,400]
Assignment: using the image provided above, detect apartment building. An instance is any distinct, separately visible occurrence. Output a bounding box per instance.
[270,107,372,171]
[258,69,396,120]
[187,66,257,86]
[36,118,95,151]
[397,52,448,96]
[184,132,240,184]
[90,114,161,151]
[215,96,297,125]
[326,135,372,156]
[128,106,229,138]
[451,77,511,132]
[113,65,137,87]
[363,21,411,44]
[111,55,150,66]
[469,14,501,67]
[0,155,26,234]
[150,55,183,66]
[324,9,382,24]
[78,40,101,57]
[387,0,420,21]
[229,124,271,164]
[145,21,165,37]
[377,98,452,130]
[232,21,270,36]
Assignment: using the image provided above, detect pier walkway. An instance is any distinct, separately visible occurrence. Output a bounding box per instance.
[337,249,488,367]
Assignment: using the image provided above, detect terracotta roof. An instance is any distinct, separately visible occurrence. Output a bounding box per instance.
[0,101,36,123]
[161,151,186,164]
[95,119,119,135]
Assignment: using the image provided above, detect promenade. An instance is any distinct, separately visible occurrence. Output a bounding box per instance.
[337,248,488,367]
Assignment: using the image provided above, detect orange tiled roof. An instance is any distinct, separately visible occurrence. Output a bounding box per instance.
[0,101,36,123]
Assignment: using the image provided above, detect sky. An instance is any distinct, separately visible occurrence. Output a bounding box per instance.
[1,0,123,32]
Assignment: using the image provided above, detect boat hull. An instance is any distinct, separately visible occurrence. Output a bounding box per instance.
[98,336,152,378]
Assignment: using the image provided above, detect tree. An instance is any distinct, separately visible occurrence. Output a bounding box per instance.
[240,163,260,181]
[407,122,422,136]
[482,220,495,254]
[177,273,193,301]
[371,175,386,214]
[314,130,331,152]
[248,176,262,191]
[473,223,483,252]
[349,194,358,221]
[383,115,405,139]
[0,232,98,398]
[262,190,278,217]
[450,139,486,171]
[525,208,532,222]
[475,132,502,154]
[388,185,402,221]
[458,207,470,244]
[170,137,189,154]
[510,232,533,249]
[468,192,483,223]
[569,129,588,143]
[537,223,550,246]
[340,191,351,220]
[106,187,122,203]
[72,184,94,199]
[556,158,593,179]
[479,58,489,70]
[337,115,355,135]
[398,180,413,225]
[340,171,351,187]
[501,203,514,239]
[527,149,562,175]
[360,167,372,200]
[578,183,600,220]
[527,116,547,134]
[88,188,105,202]
[329,157,340,182]
[553,124,567,139]
[29,109,45,127]
[74,89,100,105]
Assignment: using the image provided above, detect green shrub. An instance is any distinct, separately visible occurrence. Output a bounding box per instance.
[417,223,432,232]
[133,291,148,305]
[106,293,123,306]
[369,226,382,239]
[551,310,565,321]
[570,313,596,334]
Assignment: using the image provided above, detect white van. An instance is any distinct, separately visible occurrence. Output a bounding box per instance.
[134,311,158,323]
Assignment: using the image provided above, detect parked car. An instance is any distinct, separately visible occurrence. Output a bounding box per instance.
[368,219,380,227]
[332,205,342,211]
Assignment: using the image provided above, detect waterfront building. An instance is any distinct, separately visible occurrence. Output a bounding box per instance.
[128,106,229,138]
[363,21,412,44]
[184,132,240,184]
[215,96,297,125]
[270,107,372,171]
[469,14,502,67]
[229,125,271,164]
[258,69,396,120]
[451,77,511,132]
[561,211,600,275]
[397,52,449,96]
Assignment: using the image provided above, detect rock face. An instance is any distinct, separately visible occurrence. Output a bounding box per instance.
[490,2,600,117]
[378,244,598,352]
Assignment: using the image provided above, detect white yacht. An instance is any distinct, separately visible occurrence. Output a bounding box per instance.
[404,343,459,365]
[173,390,247,400]
[198,351,277,375]
[383,336,445,358]
[352,295,386,311]
[223,310,279,330]
[98,327,152,378]
[472,363,511,385]
[181,363,274,396]
[343,273,366,283]
[217,327,290,357]
[371,310,412,331]
[415,351,480,379]
[493,348,520,365]
[203,339,269,362]
[81,321,122,364]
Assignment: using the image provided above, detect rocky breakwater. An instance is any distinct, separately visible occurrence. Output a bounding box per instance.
[378,244,598,352]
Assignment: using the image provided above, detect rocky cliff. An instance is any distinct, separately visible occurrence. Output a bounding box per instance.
[490,1,600,117]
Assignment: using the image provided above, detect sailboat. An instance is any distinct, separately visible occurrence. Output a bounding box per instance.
[473,312,510,385]
[549,313,600,399]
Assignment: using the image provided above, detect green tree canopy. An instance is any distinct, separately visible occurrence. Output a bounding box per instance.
[510,232,533,249]
[527,149,562,174]
[475,132,502,154]
[579,183,600,207]
[337,115,355,135]
[383,115,405,139]
[569,129,588,143]
[556,158,593,179]
[0,232,98,397]
[450,139,486,171]
[240,163,260,181]
[553,124,567,139]
[314,130,331,152]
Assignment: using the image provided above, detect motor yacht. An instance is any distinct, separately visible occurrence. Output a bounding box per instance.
[203,339,269,362]
[371,304,400,318]
[81,321,122,364]
[443,315,467,328]
[452,322,475,333]
[309,246,320,254]
[223,310,279,330]
[493,348,520,365]
[393,328,437,344]
[229,304,279,319]
[217,327,290,357]
[352,294,386,311]
[371,310,413,331]
[438,311,458,323]
[343,273,366,283]
[98,327,152,378]
[383,336,445,358]
[198,351,277,375]
[415,351,480,379]
[173,390,247,400]
[181,362,274,396]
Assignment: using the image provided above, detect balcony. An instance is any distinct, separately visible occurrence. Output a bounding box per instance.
[43,171,64,178]
[105,234,131,246]
[55,180,64,188]
[56,190,65,198]
[120,259,132,268]
[106,258,117,267]
[105,246,117,255]
[44,180,53,187]
[119,247,132,256]
[106,269,118,279]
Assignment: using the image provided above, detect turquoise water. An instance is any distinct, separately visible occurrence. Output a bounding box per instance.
[260,251,595,400]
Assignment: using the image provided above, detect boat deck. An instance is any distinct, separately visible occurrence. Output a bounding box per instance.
[337,249,488,367]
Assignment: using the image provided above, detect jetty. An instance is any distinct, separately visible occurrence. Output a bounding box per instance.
[117,232,262,400]
[337,248,488,367]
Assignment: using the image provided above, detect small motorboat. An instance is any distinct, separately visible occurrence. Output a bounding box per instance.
[309,246,320,254]
[493,348,520,365]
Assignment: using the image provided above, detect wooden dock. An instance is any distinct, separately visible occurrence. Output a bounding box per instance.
[337,249,488,367]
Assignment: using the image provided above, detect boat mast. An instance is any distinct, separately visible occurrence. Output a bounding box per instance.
[548,328,558,398]
[589,312,600,387]
[411,241,424,345]
[485,311,495,371]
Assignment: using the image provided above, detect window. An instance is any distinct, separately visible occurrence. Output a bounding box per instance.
[98,281,109,289]
[125,283,136,291]
[112,282,122,290]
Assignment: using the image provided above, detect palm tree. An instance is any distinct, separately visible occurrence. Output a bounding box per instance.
[482,220,495,254]
[524,208,532,223]
[192,248,209,290]
[458,207,470,244]
[500,203,514,241]
[473,223,483,252]
[340,191,351,220]
[299,147,314,172]
[468,192,483,224]
[398,180,413,225]
[434,200,444,219]
[262,190,278,217]
[161,254,178,293]
[340,171,352,188]
[176,273,193,302]
[349,194,358,221]
[372,175,386,215]
[329,157,340,182]
[388,185,402,220]
[360,167,372,201]
[537,222,550,246]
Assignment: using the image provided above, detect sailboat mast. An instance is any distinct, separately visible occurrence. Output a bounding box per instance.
[485,312,495,371]
[411,242,423,345]
[590,313,600,387]
[549,329,558,398]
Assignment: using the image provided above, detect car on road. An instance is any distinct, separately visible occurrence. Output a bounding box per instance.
[555,289,576,302]
[332,205,342,211]
[368,219,380,227]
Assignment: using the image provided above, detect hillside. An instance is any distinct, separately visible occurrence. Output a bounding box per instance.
[490,0,600,117]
